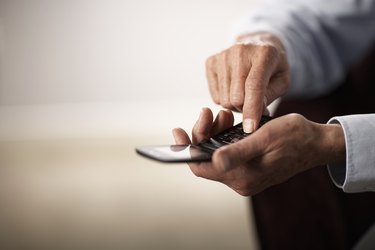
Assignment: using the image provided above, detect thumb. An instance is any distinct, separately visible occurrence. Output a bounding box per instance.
[213,134,264,171]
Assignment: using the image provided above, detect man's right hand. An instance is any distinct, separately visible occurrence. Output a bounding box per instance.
[205,32,290,133]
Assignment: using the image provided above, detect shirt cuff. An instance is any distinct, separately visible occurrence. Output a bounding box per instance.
[326,118,347,189]
[327,115,375,193]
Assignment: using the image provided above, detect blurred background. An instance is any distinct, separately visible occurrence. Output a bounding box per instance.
[0,0,260,249]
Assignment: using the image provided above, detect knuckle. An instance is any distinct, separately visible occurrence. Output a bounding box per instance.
[214,149,228,167]
[221,100,233,109]
[246,77,264,89]
[245,80,264,93]
[272,73,290,91]
[230,96,244,108]
[255,45,280,68]
[284,113,308,131]
[220,51,229,64]
[232,74,247,85]
[218,94,231,108]
[258,44,278,58]
[218,73,226,83]
[246,73,266,90]
[286,113,305,123]
[212,95,220,104]
[206,76,216,87]
[231,43,246,56]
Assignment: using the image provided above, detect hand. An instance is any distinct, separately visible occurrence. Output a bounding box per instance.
[173,108,345,196]
[205,32,290,133]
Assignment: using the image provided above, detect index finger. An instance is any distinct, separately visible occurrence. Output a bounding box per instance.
[242,47,277,133]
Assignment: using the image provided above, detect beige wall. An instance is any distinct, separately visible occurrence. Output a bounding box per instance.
[0,1,262,250]
[0,0,256,105]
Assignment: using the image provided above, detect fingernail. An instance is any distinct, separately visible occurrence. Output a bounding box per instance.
[243,119,255,133]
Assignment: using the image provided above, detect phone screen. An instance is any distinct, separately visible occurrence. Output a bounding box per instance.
[136,145,212,163]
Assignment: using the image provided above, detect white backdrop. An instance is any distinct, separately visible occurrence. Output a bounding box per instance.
[0,0,256,105]
[0,0,259,139]
[0,2,264,250]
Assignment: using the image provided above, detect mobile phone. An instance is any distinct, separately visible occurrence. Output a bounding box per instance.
[135,115,273,163]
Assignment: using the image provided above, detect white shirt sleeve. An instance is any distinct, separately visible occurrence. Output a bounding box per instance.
[233,0,375,98]
[327,114,375,193]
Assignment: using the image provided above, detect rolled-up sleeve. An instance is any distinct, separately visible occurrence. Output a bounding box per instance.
[327,114,375,193]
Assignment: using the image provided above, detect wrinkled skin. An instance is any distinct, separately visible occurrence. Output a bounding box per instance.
[173,108,345,196]
[205,33,289,133]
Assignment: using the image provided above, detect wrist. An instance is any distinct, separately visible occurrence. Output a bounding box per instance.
[314,123,346,166]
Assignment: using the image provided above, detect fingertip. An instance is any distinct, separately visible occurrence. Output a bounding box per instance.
[243,118,256,134]
[192,108,214,144]
[172,128,191,144]
[223,109,234,120]
[242,101,262,133]
[211,109,235,136]
[199,107,214,121]
[172,128,180,138]
[223,109,235,126]
[194,108,212,130]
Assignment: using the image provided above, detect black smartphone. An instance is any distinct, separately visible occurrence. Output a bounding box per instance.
[135,115,273,163]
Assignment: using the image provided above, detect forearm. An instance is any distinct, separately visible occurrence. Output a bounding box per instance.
[313,123,346,167]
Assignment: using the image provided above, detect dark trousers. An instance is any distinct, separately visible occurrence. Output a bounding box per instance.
[252,45,375,250]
